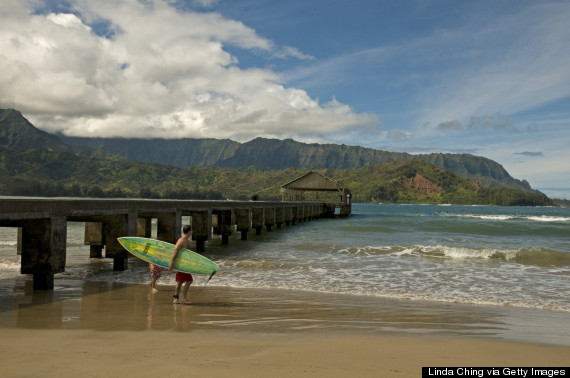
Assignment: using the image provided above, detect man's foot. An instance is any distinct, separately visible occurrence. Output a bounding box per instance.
[173,298,192,305]
[151,288,158,294]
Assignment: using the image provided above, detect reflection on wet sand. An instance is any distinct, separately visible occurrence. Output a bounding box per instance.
[1,279,570,346]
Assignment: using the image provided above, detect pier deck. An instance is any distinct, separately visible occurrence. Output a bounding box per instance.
[0,198,349,289]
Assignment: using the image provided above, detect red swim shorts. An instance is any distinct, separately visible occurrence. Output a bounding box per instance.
[175,271,193,283]
[149,264,163,279]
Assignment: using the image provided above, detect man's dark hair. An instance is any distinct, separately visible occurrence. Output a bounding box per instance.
[183,225,192,234]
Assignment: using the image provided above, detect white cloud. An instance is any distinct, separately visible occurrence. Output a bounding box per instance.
[0,0,378,139]
[273,45,315,61]
[436,120,462,132]
[187,0,219,8]
[283,2,570,137]
[385,129,408,140]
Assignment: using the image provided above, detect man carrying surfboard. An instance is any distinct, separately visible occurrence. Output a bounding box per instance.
[169,225,194,304]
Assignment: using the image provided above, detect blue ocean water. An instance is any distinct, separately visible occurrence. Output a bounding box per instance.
[0,203,569,312]
[209,203,570,312]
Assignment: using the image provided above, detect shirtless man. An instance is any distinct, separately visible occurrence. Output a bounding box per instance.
[169,225,194,304]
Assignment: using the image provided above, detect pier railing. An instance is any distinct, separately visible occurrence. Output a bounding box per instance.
[0,197,348,289]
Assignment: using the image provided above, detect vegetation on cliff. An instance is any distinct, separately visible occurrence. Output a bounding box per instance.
[0,108,553,205]
[0,147,552,206]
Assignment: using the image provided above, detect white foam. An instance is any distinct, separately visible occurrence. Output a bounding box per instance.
[0,261,20,270]
[465,214,515,221]
[526,216,570,222]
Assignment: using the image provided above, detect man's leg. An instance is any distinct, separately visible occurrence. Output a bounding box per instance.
[181,281,192,304]
[173,281,182,303]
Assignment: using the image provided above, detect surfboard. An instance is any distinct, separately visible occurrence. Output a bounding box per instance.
[117,237,219,275]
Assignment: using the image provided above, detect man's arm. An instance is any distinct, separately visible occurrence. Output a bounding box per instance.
[169,239,183,270]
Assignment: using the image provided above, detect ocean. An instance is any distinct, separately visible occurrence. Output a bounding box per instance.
[1,203,569,342]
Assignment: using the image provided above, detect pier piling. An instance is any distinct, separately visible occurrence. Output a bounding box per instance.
[1,198,349,290]
[235,208,251,240]
[20,217,66,290]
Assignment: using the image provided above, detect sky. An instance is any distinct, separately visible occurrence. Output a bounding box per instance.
[1,0,569,195]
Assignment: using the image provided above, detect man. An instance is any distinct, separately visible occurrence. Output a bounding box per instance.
[169,225,194,304]
[147,263,162,294]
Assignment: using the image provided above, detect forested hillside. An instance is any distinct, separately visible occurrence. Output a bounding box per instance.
[3,108,532,191]
[0,108,551,205]
[61,135,531,191]
[0,147,552,206]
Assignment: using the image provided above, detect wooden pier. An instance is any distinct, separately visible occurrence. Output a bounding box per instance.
[0,198,349,289]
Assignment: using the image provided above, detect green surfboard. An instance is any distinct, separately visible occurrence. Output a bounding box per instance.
[117,237,219,275]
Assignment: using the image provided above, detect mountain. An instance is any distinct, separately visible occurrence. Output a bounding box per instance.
[60,135,531,191]
[416,153,532,191]
[216,138,411,169]
[59,135,240,167]
[0,146,552,206]
[326,160,550,206]
[0,108,552,205]
[1,108,534,192]
[0,109,68,152]
[0,108,126,161]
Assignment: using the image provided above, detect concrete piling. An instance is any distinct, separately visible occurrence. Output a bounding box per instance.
[251,208,264,235]
[191,210,210,253]
[234,208,251,240]
[20,217,67,290]
[85,222,104,258]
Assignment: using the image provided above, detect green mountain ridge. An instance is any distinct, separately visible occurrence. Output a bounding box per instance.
[0,108,551,205]
[60,134,531,192]
[0,146,552,206]
[0,108,68,152]
[0,108,530,191]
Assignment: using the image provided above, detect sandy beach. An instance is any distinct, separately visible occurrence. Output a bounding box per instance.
[3,328,570,378]
[1,280,569,377]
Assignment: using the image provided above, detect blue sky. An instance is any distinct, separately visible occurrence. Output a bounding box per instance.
[1,0,569,195]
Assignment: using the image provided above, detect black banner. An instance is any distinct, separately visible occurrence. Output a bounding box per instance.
[423,367,569,378]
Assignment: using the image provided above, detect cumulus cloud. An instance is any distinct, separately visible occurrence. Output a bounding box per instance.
[0,0,378,139]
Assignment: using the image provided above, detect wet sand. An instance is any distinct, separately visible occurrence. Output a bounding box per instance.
[3,328,570,377]
[1,279,569,377]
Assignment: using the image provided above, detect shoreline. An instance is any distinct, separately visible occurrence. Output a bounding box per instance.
[1,279,570,377]
[1,279,570,342]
